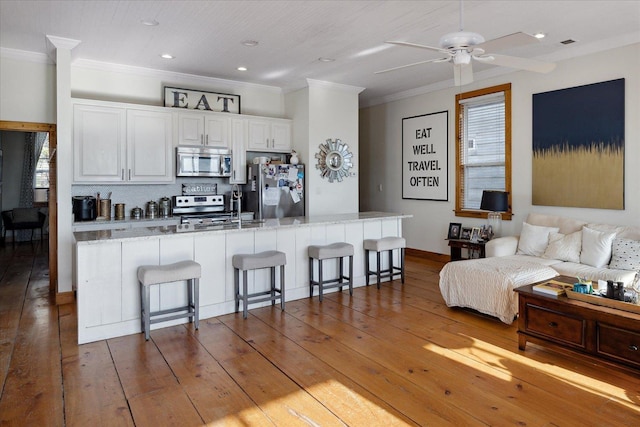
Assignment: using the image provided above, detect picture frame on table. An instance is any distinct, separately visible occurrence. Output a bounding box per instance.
[447,222,462,239]
[470,227,481,242]
[460,227,472,240]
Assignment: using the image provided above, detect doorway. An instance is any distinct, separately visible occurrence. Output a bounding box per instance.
[0,121,58,300]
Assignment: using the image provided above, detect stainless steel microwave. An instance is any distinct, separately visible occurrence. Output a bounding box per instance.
[176,147,232,177]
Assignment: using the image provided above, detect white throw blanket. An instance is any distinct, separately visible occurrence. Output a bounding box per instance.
[439,256,558,324]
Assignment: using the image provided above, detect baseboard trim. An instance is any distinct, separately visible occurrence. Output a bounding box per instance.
[406,247,450,263]
[56,291,75,305]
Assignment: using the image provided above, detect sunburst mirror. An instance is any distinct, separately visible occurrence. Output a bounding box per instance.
[315,138,353,183]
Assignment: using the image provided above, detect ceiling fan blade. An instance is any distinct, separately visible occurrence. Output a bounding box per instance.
[375,57,450,74]
[485,54,556,73]
[453,63,473,86]
[475,32,538,54]
[385,40,450,55]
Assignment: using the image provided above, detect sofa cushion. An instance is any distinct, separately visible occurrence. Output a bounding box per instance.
[543,231,582,263]
[516,222,559,257]
[552,262,637,287]
[609,237,640,271]
[526,213,586,234]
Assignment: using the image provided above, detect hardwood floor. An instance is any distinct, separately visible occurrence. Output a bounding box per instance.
[1,241,639,426]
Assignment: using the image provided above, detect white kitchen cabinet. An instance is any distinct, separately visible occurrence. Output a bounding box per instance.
[73,104,126,182]
[127,109,173,182]
[229,118,247,184]
[247,117,292,152]
[73,100,174,184]
[177,111,230,148]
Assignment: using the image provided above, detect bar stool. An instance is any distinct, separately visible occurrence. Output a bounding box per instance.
[233,250,286,319]
[137,260,201,341]
[364,237,406,289]
[308,242,354,301]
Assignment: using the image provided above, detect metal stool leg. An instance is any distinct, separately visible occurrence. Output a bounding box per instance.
[339,256,344,292]
[271,266,276,306]
[348,255,354,295]
[365,249,370,286]
[193,278,200,329]
[242,270,249,319]
[376,251,382,289]
[143,284,151,340]
[280,264,286,311]
[234,268,240,313]
[318,259,324,302]
[309,257,314,297]
[400,248,405,284]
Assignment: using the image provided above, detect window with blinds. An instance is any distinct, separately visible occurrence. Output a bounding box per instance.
[455,84,512,219]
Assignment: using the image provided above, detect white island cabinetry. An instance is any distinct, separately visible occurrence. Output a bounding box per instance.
[75,213,409,344]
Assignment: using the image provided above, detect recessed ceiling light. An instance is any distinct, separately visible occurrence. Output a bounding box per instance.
[318,57,335,62]
[237,66,248,71]
[533,32,546,39]
[241,40,259,47]
[140,19,159,26]
[160,53,174,59]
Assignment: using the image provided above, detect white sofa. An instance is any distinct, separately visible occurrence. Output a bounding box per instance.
[439,213,640,324]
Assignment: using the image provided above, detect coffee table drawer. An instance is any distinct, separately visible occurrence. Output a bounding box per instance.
[597,323,640,367]
[524,303,586,348]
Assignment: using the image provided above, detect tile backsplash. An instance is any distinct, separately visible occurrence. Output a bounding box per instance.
[72,177,234,217]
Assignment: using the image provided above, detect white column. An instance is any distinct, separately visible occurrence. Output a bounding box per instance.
[46,35,80,295]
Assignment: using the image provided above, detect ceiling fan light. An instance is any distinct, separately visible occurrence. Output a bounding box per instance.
[452,50,471,65]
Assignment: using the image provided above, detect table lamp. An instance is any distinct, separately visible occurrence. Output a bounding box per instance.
[480,190,509,238]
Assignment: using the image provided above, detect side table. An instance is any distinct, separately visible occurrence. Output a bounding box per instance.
[447,239,486,261]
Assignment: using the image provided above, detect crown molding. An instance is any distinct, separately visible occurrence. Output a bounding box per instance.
[72,58,283,94]
[306,78,365,94]
[0,47,53,65]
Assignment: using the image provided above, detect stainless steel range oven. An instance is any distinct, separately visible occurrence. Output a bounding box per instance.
[172,195,233,224]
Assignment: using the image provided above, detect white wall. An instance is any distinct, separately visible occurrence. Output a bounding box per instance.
[360,43,640,256]
[0,56,56,123]
[307,82,361,215]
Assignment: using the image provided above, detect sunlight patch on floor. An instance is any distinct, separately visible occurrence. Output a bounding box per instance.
[423,335,640,410]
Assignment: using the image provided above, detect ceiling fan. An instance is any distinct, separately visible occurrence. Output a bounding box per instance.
[376,0,556,86]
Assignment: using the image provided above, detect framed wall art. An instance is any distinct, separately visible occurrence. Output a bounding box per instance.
[402,111,448,201]
[532,79,624,209]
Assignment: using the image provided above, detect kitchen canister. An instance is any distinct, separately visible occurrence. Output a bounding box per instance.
[146,200,158,219]
[114,203,125,220]
[131,207,143,220]
[100,199,111,220]
[159,197,172,218]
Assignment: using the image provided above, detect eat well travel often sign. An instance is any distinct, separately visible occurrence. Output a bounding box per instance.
[402,111,448,201]
[164,86,241,114]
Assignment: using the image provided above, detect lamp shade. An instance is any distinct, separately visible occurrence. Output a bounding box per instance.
[480,190,509,212]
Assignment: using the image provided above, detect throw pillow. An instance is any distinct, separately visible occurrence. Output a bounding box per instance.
[580,227,617,268]
[543,231,582,263]
[516,222,560,257]
[609,238,640,271]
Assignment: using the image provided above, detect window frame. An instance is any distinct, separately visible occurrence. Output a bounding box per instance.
[454,83,512,220]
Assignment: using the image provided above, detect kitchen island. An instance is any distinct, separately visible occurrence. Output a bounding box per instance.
[75,212,410,344]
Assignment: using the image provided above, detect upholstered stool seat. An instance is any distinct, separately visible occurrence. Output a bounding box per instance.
[233,250,286,319]
[137,260,201,340]
[308,242,354,301]
[364,237,406,288]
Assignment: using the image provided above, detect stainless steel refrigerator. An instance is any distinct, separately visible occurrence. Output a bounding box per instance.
[243,164,305,220]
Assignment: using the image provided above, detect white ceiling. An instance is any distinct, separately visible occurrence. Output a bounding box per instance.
[1,0,639,106]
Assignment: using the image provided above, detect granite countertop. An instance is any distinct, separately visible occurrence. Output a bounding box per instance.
[74,212,412,244]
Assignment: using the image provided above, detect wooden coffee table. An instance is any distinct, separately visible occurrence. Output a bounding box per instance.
[515,275,640,370]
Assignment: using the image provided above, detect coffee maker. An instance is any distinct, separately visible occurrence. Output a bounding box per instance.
[72,196,97,221]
